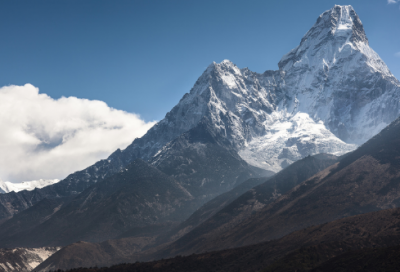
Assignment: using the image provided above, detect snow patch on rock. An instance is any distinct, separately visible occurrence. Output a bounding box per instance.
[0,247,60,272]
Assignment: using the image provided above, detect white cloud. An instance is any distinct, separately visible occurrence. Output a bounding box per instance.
[395,52,400,57]
[388,0,398,3]
[0,84,156,182]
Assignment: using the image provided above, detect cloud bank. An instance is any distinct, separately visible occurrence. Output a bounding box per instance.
[0,84,156,182]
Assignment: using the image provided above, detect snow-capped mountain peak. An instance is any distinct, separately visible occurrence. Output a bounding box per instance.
[149,56,355,172]
[0,179,60,194]
[278,4,392,77]
[275,5,399,146]
[2,4,399,232]
[64,4,400,180]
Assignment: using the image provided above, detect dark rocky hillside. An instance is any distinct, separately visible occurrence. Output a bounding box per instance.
[42,112,400,272]
[0,197,72,243]
[153,153,340,258]
[41,208,400,272]
[149,118,272,200]
[0,160,194,248]
[31,152,339,270]
[0,120,270,249]
[148,116,400,257]
[152,176,271,247]
[309,245,400,272]
[0,154,131,221]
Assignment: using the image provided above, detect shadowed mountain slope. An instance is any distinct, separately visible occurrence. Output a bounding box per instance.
[38,208,400,272]
[0,160,193,248]
[152,153,339,258]
[0,197,72,242]
[32,238,155,272]
[30,152,339,270]
[0,120,269,249]
[149,118,272,200]
[309,245,400,272]
[0,154,130,221]
[158,116,400,256]
[152,177,272,247]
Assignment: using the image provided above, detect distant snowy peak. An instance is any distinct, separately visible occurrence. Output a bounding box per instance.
[0,179,60,194]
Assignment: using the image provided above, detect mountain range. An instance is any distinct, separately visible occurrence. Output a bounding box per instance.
[1,4,400,272]
[2,4,399,222]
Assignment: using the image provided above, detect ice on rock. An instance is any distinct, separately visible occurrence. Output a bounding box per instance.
[238,113,356,172]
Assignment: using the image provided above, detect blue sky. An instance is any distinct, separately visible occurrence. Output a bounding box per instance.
[0,0,399,122]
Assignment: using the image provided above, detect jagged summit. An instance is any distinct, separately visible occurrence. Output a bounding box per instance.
[151,5,398,171]
[279,5,384,74]
[275,5,399,145]
[322,5,366,42]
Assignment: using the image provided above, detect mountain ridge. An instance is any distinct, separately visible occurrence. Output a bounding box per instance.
[0,119,269,248]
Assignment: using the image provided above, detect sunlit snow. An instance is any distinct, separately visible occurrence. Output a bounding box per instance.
[0,179,60,193]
